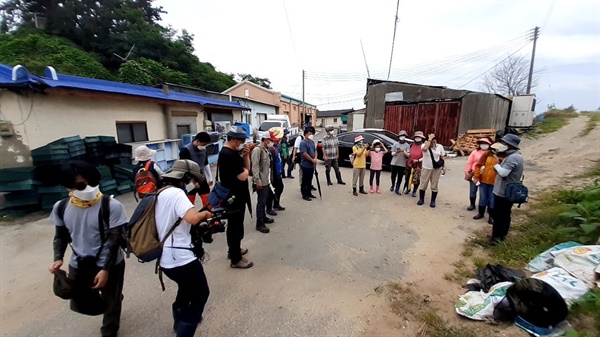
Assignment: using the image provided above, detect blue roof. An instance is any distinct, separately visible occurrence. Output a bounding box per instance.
[281,93,315,107]
[0,63,248,110]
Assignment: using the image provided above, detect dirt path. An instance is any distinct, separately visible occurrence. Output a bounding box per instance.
[0,117,598,337]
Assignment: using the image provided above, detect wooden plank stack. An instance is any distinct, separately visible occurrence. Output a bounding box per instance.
[450,129,497,156]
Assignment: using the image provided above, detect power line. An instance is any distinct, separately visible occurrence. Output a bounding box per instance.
[387,0,400,80]
[282,0,301,69]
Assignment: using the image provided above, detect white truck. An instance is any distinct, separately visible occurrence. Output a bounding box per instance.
[257,115,299,139]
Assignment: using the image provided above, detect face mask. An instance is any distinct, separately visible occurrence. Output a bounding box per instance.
[497,144,508,153]
[197,145,206,151]
[72,185,100,201]
[414,137,422,143]
[399,136,405,142]
[375,147,381,152]
[358,141,364,146]
[237,142,245,151]
[308,135,314,140]
[480,144,490,151]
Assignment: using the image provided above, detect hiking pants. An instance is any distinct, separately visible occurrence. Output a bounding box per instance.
[391,165,406,189]
[162,260,210,333]
[419,168,442,192]
[69,260,125,337]
[352,168,366,188]
[492,195,514,240]
[227,203,246,264]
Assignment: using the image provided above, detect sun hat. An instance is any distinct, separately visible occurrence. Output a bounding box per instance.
[162,160,205,182]
[413,131,425,138]
[268,127,284,140]
[354,135,364,143]
[501,134,521,149]
[325,125,335,132]
[373,139,381,145]
[226,126,247,140]
[135,145,156,162]
[478,138,492,145]
[398,130,408,137]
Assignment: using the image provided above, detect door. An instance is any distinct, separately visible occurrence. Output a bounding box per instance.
[384,104,417,134]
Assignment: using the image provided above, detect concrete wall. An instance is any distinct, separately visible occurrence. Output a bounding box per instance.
[280,98,317,126]
[0,90,168,169]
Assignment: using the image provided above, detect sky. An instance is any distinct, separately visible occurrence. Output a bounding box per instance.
[155,0,600,112]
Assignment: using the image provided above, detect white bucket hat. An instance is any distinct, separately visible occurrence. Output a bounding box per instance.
[135,145,156,162]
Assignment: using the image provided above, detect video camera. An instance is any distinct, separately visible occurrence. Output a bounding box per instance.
[189,207,233,258]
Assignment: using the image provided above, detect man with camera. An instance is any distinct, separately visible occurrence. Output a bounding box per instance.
[218,126,254,269]
[179,132,214,207]
[157,159,214,337]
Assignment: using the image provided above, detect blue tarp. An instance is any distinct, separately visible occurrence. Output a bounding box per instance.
[0,63,248,111]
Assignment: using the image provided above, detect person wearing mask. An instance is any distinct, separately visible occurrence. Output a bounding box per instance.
[266,128,286,216]
[280,129,291,178]
[299,127,318,201]
[368,140,388,193]
[404,131,425,197]
[464,139,491,211]
[418,133,446,208]
[352,135,370,196]
[179,132,214,207]
[390,130,411,195]
[489,134,524,245]
[322,125,346,186]
[252,131,278,233]
[133,145,164,185]
[49,161,128,337]
[473,137,497,224]
[157,160,214,337]
[218,126,254,268]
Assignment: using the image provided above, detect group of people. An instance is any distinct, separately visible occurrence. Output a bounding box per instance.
[464,133,524,245]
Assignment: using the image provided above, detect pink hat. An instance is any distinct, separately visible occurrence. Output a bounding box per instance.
[478,138,492,145]
[354,135,364,143]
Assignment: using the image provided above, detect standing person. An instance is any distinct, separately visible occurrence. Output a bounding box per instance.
[418,133,446,208]
[179,132,214,207]
[473,138,498,224]
[489,134,524,245]
[49,161,127,337]
[404,131,425,197]
[218,126,253,268]
[133,145,164,184]
[322,125,346,186]
[352,135,370,196]
[267,128,286,216]
[299,127,318,201]
[369,140,388,193]
[252,131,278,233]
[390,130,410,194]
[464,139,490,211]
[280,130,290,178]
[157,160,214,337]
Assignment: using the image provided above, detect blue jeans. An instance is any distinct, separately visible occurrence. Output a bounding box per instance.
[478,183,495,209]
[469,180,478,199]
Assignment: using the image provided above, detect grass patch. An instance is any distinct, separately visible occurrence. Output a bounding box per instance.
[531,107,578,136]
[579,112,600,137]
[567,289,600,336]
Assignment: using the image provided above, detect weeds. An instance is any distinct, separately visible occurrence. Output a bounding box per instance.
[532,107,578,136]
[579,112,600,137]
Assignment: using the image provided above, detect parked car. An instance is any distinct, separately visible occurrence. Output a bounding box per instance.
[339,124,348,133]
[317,130,407,170]
[353,128,413,143]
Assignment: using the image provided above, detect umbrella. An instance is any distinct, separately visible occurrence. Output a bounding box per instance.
[314,168,323,199]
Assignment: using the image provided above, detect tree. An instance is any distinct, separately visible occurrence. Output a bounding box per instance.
[479,55,539,97]
[237,73,272,89]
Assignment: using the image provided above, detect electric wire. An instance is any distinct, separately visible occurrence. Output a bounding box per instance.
[387,0,401,80]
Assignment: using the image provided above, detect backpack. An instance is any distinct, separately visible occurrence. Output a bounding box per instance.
[127,186,182,290]
[134,161,158,199]
[249,145,265,177]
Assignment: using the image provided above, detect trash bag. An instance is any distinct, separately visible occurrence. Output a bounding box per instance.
[504,278,568,328]
[466,264,526,292]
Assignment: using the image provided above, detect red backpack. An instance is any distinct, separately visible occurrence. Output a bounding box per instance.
[135,161,158,198]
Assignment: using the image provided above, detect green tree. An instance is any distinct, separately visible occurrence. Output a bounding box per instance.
[237,73,272,89]
[118,58,188,86]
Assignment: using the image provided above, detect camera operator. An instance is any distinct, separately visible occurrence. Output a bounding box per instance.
[218,126,254,269]
[157,159,213,337]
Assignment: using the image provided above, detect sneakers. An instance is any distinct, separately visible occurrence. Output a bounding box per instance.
[231,257,254,269]
[264,217,274,224]
[311,186,317,191]
[369,186,374,193]
[266,210,278,216]
[227,248,249,259]
[390,186,394,192]
[256,224,270,233]
[303,196,312,201]
[309,194,317,199]
[274,206,286,211]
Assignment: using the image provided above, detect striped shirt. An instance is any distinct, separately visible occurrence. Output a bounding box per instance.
[322,135,339,160]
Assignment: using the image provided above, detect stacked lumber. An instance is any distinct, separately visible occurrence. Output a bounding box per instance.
[450,129,496,156]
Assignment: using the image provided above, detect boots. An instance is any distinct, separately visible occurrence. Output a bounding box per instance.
[359,187,368,194]
[417,190,425,205]
[336,171,346,185]
[172,304,181,332]
[369,186,374,193]
[473,206,486,220]
[412,186,418,198]
[395,183,401,195]
[353,188,358,196]
[177,321,198,337]
[488,208,495,225]
[326,172,333,186]
[467,197,476,211]
[430,191,438,208]
[376,186,381,194]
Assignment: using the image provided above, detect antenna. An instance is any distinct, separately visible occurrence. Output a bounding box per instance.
[113,44,166,85]
[360,40,371,78]
[113,44,136,62]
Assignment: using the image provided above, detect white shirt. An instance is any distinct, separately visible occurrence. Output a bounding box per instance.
[293,136,303,149]
[421,143,446,170]
[155,187,196,269]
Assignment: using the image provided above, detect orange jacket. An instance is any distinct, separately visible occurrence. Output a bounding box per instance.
[473,151,498,185]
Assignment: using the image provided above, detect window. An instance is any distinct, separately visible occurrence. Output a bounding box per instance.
[116,122,148,143]
[293,106,296,111]
[333,118,338,123]
[176,124,191,138]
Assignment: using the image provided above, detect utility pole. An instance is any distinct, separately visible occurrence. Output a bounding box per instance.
[302,69,305,127]
[526,26,539,94]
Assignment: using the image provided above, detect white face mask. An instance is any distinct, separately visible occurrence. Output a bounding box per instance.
[399,136,406,142]
[72,185,100,201]
[308,135,314,140]
[237,142,245,151]
[197,145,206,151]
[480,144,490,151]
[414,137,422,143]
[497,144,509,152]
[375,147,381,152]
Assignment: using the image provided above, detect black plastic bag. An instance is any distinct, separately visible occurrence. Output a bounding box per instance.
[466,264,526,292]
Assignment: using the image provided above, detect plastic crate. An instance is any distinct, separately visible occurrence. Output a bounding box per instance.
[0,179,37,192]
[0,167,35,183]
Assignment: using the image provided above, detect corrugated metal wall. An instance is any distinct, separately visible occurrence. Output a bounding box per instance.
[384,101,461,145]
[459,93,510,134]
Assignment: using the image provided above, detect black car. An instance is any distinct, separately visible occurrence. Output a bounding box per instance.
[317,130,405,170]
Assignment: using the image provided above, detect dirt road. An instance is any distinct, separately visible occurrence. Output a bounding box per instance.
[1,117,598,337]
